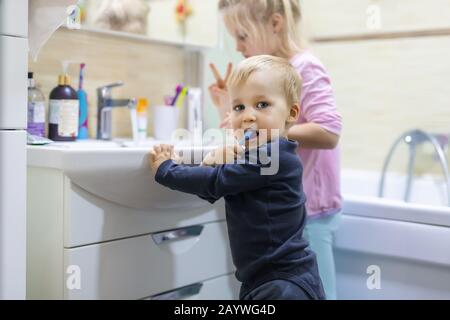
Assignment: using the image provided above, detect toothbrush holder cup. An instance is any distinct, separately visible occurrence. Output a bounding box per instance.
[153,105,180,141]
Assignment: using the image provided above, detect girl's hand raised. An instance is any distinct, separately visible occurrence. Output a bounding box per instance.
[210,62,232,89]
[208,62,233,120]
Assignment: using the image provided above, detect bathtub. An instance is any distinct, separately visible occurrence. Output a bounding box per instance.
[335,169,450,299]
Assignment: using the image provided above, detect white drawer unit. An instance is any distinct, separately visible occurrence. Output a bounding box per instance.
[27,167,235,300]
[64,221,234,300]
[0,0,28,37]
[64,180,226,247]
[0,35,27,129]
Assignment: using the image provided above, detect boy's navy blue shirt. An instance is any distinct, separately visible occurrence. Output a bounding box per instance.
[155,137,325,299]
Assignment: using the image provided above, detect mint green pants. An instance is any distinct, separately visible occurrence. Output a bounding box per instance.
[303,212,342,300]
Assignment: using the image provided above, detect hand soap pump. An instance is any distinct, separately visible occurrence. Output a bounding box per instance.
[48,60,79,141]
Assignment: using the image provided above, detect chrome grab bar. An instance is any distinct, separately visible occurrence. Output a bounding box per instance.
[378,129,450,206]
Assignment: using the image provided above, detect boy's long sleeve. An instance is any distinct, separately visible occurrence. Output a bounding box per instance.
[155,160,268,203]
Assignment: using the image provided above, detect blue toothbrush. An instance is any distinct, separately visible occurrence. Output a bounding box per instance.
[238,129,258,149]
[77,63,88,139]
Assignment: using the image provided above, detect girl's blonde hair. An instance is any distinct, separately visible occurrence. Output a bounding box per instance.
[228,55,302,107]
[218,0,305,58]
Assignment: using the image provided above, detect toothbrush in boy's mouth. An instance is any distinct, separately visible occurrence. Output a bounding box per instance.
[238,129,259,149]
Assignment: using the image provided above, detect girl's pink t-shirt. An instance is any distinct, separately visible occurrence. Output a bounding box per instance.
[290,51,342,218]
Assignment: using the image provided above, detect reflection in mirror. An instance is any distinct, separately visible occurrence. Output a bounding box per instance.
[80,0,150,35]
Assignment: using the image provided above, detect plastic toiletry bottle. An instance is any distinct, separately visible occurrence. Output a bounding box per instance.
[187,88,203,144]
[136,98,148,144]
[77,63,89,139]
[48,61,79,141]
[27,72,46,137]
[187,88,202,131]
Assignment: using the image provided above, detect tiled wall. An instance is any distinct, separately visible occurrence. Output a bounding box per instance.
[28,27,186,139]
[311,36,450,173]
[303,0,450,173]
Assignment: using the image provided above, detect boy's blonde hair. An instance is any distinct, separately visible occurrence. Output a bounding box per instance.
[218,0,305,58]
[228,55,302,107]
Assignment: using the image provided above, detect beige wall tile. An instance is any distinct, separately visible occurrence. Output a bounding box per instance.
[303,0,450,39]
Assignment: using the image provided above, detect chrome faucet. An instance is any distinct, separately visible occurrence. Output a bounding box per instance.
[378,129,450,206]
[96,82,136,140]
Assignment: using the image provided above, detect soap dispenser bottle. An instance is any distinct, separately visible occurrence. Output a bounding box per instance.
[27,72,46,137]
[48,61,79,141]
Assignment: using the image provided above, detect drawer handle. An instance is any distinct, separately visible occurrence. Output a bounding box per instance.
[150,282,203,300]
[151,225,204,245]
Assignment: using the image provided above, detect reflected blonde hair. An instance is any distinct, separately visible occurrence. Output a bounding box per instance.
[228,55,302,106]
[218,0,305,58]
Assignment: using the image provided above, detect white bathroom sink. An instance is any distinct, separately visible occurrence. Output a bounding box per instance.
[27,139,217,210]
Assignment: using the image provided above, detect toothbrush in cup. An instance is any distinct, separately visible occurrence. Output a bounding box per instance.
[171,85,183,106]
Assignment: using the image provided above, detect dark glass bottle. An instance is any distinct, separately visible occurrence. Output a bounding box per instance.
[48,75,79,141]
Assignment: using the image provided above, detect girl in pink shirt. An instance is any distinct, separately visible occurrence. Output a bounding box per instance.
[209,0,342,300]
